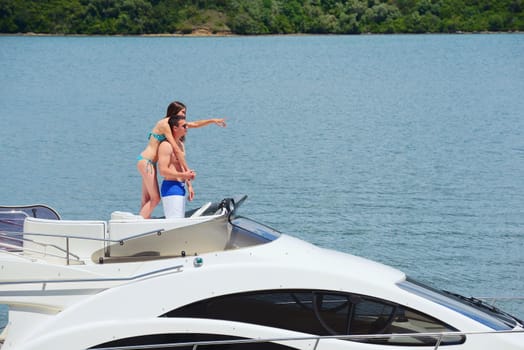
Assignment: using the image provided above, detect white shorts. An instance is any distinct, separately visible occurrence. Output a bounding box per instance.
[162,194,186,218]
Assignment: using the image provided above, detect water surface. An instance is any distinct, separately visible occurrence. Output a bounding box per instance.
[1,34,523,326]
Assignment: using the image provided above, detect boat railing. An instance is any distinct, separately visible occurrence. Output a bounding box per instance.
[15,228,165,245]
[0,228,165,265]
[0,232,81,261]
[0,264,183,286]
[92,329,524,350]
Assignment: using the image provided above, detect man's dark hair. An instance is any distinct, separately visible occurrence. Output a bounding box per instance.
[168,114,185,129]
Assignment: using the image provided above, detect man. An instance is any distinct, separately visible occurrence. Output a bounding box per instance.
[158,115,196,218]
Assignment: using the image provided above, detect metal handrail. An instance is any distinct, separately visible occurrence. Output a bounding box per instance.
[0,241,81,262]
[1,213,228,264]
[92,329,524,350]
[0,264,183,286]
[0,232,81,261]
[1,212,229,249]
[2,228,165,245]
[0,228,166,265]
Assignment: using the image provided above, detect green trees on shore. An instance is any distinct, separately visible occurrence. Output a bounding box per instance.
[1,0,523,35]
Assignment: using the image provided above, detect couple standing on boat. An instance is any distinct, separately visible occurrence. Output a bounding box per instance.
[137,101,226,219]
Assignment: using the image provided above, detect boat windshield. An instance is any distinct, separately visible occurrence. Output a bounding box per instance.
[398,277,522,330]
[229,217,281,245]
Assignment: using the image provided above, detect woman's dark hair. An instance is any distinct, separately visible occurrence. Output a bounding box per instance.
[166,101,186,118]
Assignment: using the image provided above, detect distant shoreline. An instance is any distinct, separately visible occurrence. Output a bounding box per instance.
[1,30,522,37]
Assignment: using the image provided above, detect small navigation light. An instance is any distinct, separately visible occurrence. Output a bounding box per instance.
[193,257,204,267]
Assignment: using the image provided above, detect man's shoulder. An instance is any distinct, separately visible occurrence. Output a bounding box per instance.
[158,140,173,152]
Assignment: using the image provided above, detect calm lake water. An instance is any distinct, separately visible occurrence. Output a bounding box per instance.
[1,34,523,326]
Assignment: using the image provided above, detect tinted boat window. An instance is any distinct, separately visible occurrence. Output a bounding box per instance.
[351,298,395,334]
[315,293,352,334]
[399,278,516,330]
[164,290,464,346]
[167,292,326,335]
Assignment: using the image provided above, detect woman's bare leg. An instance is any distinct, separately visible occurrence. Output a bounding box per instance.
[137,161,160,218]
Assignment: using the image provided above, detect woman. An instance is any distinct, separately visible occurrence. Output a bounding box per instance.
[137,101,226,218]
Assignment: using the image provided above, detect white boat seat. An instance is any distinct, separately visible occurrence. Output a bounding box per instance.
[23,217,107,260]
[108,215,217,242]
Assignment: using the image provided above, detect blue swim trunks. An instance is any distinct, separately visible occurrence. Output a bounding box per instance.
[161,180,186,197]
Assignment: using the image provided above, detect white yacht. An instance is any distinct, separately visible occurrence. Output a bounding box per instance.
[0,195,523,350]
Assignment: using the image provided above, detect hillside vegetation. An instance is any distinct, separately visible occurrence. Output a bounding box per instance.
[1,0,523,35]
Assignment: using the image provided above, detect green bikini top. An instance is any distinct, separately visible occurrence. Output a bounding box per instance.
[148,132,166,142]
